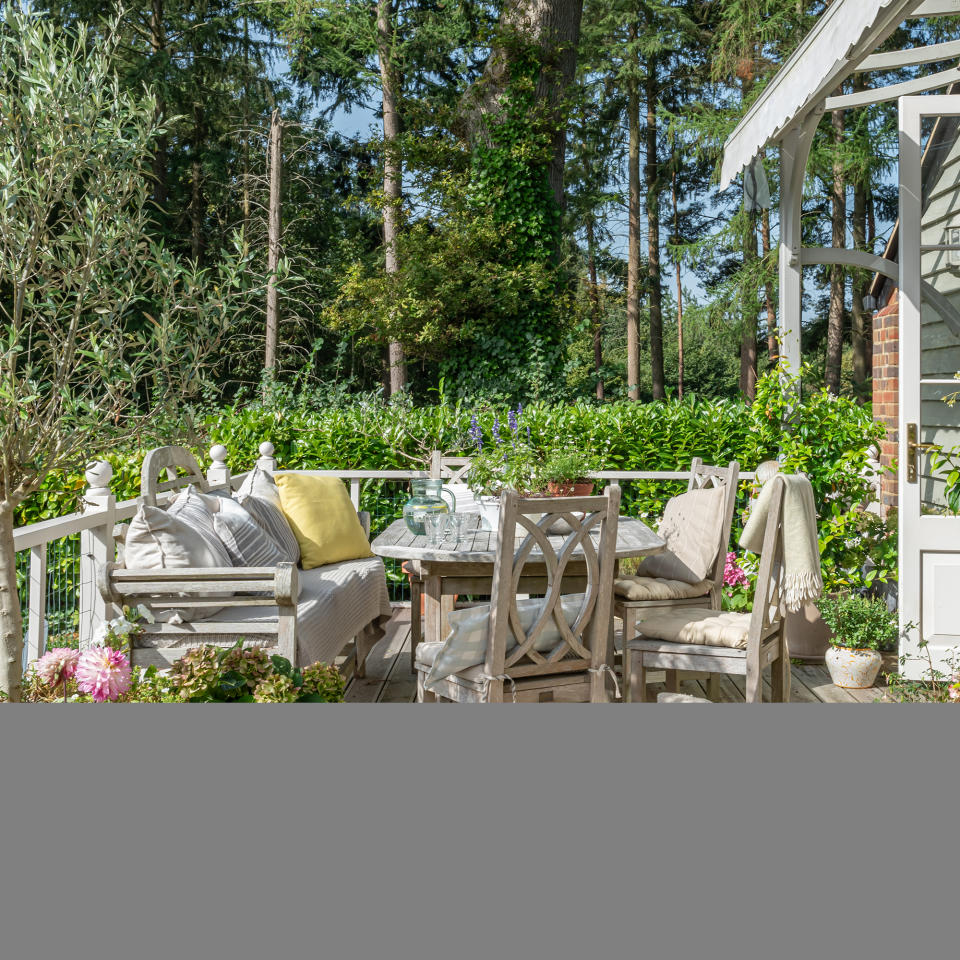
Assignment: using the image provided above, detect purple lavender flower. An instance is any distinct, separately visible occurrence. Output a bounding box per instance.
[526,426,531,442]
[517,402,523,417]
[469,414,483,452]
[507,408,518,433]
[492,415,502,445]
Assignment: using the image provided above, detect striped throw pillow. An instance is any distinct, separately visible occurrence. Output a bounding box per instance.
[236,467,300,564]
[166,486,232,567]
[204,493,287,567]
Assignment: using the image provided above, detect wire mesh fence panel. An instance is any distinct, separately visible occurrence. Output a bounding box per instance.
[16,536,82,669]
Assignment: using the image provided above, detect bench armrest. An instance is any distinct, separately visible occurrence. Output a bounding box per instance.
[99,561,300,607]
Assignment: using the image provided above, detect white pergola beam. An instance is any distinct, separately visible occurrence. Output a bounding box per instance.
[856,38,960,71]
[826,66,960,110]
[799,247,960,336]
[909,0,960,16]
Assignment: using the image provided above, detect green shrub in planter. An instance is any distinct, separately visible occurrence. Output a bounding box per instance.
[818,594,898,653]
[169,643,344,702]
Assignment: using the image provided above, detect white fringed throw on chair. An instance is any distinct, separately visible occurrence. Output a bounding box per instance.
[740,474,822,613]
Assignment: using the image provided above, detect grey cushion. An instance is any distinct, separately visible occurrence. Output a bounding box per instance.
[199,491,287,567]
[236,466,300,564]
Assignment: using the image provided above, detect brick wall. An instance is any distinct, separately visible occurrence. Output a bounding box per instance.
[872,290,898,513]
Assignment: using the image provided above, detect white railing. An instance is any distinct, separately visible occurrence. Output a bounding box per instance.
[13,441,755,662]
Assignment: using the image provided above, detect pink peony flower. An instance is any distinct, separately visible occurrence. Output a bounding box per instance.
[34,648,80,687]
[75,646,132,702]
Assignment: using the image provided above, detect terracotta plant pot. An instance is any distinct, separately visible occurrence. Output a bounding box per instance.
[546,480,594,497]
[785,599,833,662]
[825,646,882,689]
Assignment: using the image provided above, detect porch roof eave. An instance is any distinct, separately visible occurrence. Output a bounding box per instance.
[719,0,925,191]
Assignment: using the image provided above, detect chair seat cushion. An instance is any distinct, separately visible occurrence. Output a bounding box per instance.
[633,607,751,649]
[614,575,712,603]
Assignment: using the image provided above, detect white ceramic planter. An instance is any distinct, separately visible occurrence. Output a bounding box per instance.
[825,646,882,689]
[478,497,500,533]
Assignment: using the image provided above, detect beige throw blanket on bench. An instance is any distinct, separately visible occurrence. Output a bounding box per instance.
[739,473,822,613]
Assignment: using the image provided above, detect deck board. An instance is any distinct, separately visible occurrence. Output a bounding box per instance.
[346,609,892,703]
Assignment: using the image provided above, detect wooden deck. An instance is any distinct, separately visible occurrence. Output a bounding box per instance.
[340,607,893,703]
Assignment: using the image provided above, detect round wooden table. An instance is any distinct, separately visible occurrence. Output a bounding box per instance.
[371,513,665,660]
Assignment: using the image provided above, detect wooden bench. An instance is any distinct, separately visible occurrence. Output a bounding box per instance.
[99,445,391,674]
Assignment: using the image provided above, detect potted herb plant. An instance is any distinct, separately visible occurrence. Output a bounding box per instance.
[540,448,596,497]
[818,593,898,689]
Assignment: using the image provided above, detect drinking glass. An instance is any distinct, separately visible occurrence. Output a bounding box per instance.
[449,512,469,544]
[425,513,447,546]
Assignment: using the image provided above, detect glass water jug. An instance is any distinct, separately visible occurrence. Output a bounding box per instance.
[403,479,457,535]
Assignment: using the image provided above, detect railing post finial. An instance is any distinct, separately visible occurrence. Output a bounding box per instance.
[257,441,277,474]
[84,460,114,501]
[207,444,231,489]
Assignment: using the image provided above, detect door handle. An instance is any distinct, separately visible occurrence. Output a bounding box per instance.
[906,423,939,483]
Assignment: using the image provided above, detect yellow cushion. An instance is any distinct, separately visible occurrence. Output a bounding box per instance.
[275,474,373,569]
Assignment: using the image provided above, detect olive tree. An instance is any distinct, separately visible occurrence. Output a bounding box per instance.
[0,7,254,699]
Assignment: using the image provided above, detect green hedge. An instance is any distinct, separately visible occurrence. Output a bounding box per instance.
[15,370,887,590]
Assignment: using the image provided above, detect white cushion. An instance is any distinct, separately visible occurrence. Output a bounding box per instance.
[615,575,712,602]
[124,503,231,622]
[634,607,751,649]
[422,595,589,692]
[236,467,300,563]
[636,486,725,585]
[165,486,232,567]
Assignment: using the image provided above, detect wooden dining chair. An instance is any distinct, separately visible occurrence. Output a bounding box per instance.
[614,459,739,701]
[415,486,622,702]
[623,475,789,702]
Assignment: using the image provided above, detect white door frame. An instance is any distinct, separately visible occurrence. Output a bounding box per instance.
[898,94,960,680]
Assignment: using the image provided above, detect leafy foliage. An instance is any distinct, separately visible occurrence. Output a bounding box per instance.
[818,594,899,653]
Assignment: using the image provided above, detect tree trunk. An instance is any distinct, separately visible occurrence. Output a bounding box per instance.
[645,58,664,400]
[626,24,641,402]
[672,167,683,400]
[378,0,406,395]
[826,105,846,396]
[0,506,23,701]
[740,206,758,401]
[264,108,283,377]
[150,0,167,208]
[738,77,758,403]
[190,104,205,263]
[761,207,777,365]
[242,13,251,255]
[851,179,869,398]
[586,217,603,400]
[465,0,584,209]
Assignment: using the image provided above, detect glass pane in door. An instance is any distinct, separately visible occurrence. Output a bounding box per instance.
[919,116,960,516]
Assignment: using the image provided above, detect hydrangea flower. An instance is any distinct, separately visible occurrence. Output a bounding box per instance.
[723,552,750,590]
[75,646,132,702]
[34,648,79,687]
